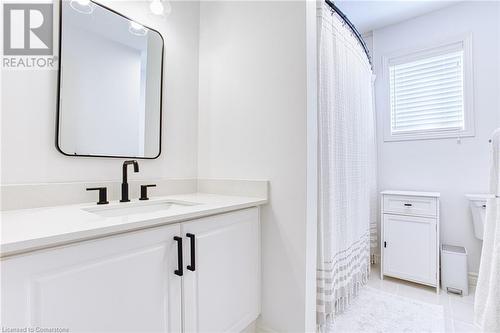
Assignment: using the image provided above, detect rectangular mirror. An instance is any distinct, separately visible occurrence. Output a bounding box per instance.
[57,0,163,158]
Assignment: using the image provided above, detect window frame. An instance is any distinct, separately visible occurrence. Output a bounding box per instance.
[382,34,474,142]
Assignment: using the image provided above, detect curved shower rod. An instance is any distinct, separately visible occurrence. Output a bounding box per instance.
[325,0,372,67]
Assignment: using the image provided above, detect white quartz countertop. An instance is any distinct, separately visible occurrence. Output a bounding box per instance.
[0,193,267,257]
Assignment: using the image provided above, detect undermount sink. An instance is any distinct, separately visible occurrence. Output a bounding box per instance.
[83,200,198,218]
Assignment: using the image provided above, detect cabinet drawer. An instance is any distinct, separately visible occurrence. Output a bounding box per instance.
[383,195,437,217]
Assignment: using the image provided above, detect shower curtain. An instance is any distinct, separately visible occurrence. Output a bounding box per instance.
[474,128,500,332]
[316,3,376,327]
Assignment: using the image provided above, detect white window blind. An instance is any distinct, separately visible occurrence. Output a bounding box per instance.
[389,50,465,135]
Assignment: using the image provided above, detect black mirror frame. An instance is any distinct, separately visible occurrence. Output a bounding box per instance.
[55,0,164,159]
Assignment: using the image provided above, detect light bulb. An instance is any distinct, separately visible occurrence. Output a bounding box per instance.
[150,0,164,15]
[76,0,90,5]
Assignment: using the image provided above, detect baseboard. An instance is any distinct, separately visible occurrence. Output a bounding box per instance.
[257,326,279,333]
[468,272,478,287]
[240,320,258,333]
[256,321,280,333]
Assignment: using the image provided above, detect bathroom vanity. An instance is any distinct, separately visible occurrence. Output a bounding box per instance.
[380,191,440,292]
[1,193,265,332]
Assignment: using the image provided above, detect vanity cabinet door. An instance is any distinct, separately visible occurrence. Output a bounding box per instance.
[1,224,182,333]
[182,208,260,333]
[383,214,437,285]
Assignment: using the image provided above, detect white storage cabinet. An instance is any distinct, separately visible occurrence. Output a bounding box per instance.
[1,208,260,333]
[380,191,440,292]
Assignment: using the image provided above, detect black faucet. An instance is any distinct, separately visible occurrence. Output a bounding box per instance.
[120,160,139,202]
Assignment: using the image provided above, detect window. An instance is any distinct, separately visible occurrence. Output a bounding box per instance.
[384,37,473,141]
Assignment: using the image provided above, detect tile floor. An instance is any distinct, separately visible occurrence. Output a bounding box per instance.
[368,265,480,333]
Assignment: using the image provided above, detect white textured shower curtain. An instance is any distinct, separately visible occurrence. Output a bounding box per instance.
[316,3,376,327]
[474,128,500,332]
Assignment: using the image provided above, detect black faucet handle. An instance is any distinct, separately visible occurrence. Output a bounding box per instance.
[139,184,156,201]
[86,187,109,205]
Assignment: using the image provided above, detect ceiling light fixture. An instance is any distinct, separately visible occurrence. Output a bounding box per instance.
[149,0,171,16]
[150,0,164,15]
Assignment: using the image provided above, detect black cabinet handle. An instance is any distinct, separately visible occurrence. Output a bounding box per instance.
[404,203,413,207]
[86,187,109,205]
[186,233,195,271]
[384,241,387,248]
[174,236,183,276]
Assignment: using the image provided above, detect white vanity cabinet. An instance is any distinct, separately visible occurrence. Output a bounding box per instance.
[182,208,260,333]
[380,191,440,292]
[1,207,260,333]
[1,223,183,332]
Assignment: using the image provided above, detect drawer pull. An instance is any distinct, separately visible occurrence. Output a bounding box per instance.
[174,236,183,276]
[404,203,413,207]
[186,233,196,271]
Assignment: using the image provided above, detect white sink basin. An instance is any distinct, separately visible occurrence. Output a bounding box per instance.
[83,200,198,218]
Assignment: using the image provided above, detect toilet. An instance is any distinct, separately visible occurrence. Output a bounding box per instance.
[465,194,495,240]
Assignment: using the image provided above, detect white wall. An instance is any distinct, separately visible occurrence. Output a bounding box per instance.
[1,0,200,184]
[372,1,500,273]
[197,1,315,331]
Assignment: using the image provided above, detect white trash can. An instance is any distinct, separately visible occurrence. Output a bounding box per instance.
[441,244,468,296]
